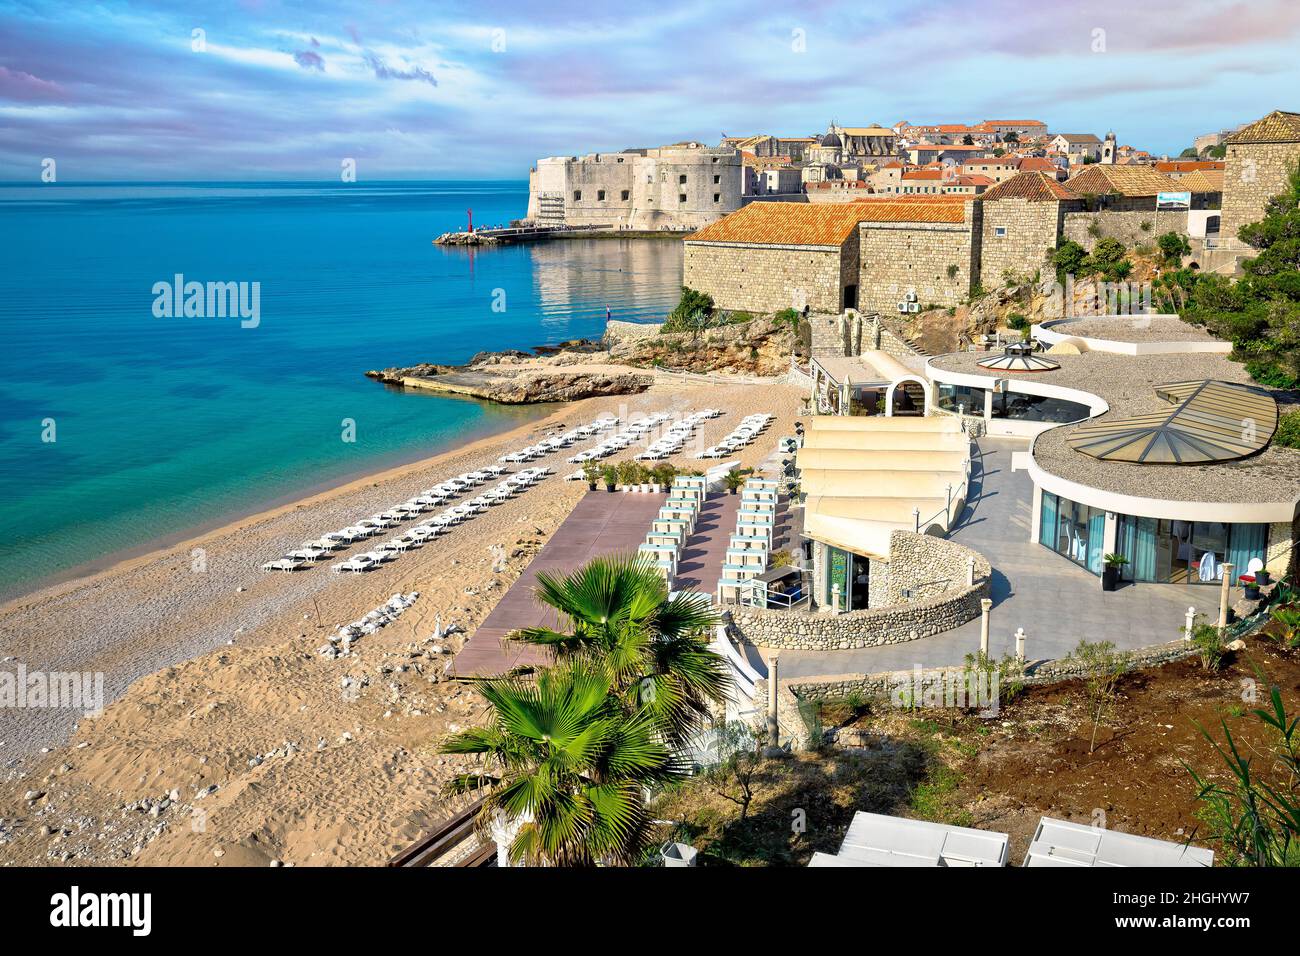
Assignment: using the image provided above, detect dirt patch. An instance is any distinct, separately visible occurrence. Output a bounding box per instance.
[655,631,1300,866]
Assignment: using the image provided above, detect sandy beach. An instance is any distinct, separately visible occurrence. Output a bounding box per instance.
[0,378,801,866]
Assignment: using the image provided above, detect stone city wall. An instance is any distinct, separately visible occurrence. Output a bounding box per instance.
[1062,210,1191,252]
[1221,141,1300,240]
[980,198,1073,285]
[857,204,982,316]
[683,241,847,314]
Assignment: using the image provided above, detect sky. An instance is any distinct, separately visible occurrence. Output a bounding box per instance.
[1,0,1298,181]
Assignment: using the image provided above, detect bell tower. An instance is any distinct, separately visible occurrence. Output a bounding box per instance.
[1102,131,1117,164]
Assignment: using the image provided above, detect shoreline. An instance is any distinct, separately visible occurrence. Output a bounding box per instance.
[0,379,802,865]
[0,401,563,613]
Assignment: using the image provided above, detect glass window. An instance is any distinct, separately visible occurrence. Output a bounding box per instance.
[937,382,986,415]
[1039,491,1105,575]
[1116,515,1267,585]
[991,391,1091,422]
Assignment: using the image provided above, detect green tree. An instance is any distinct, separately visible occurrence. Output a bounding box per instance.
[1157,231,1192,267]
[442,660,685,866]
[664,286,715,332]
[510,554,728,745]
[1051,239,1088,281]
[1069,639,1130,754]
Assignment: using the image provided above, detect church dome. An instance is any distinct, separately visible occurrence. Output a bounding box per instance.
[820,132,842,148]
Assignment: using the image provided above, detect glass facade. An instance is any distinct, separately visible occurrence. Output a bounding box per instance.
[1039,491,1271,585]
[1040,491,1106,575]
[990,390,1091,424]
[825,545,871,610]
[1116,516,1268,585]
[937,382,1090,424]
[937,382,986,415]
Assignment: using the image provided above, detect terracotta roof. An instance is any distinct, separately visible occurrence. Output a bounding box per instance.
[840,126,895,136]
[1017,157,1059,173]
[1155,160,1226,173]
[902,169,943,180]
[985,120,1047,127]
[1064,164,1182,197]
[980,171,1078,202]
[688,197,975,244]
[1225,110,1300,145]
[1177,169,1225,193]
[959,174,995,186]
[1054,133,1102,144]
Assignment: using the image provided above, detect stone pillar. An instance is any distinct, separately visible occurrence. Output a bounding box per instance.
[1014,626,1026,664]
[979,598,993,656]
[766,654,780,749]
[1217,564,1234,631]
[1184,605,1196,640]
[983,388,993,426]
[966,555,976,587]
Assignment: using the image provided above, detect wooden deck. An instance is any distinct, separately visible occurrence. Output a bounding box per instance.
[451,490,667,677]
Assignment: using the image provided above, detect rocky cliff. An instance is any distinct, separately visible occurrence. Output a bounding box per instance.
[606,314,795,376]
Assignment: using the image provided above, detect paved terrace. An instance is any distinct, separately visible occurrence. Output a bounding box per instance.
[454,486,798,676]
[778,438,1203,678]
[452,490,667,677]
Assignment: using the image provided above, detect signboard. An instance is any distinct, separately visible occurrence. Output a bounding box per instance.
[1156,191,1191,210]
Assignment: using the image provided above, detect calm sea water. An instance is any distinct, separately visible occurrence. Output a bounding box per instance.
[0,181,684,599]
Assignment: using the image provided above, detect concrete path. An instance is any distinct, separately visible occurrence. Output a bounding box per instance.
[778,438,1203,678]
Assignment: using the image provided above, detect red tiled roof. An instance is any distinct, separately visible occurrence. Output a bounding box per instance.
[1154,160,1226,173]
[980,171,1078,202]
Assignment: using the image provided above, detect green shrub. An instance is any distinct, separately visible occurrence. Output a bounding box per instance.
[1052,239,1088,281]
[1276,410,1300,449]
[1157,231,1192,266]
[1006,313,1029,331]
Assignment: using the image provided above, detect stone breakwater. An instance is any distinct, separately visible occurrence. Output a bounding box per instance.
[731,532,991,651]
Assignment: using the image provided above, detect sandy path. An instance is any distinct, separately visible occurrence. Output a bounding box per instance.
[0,379,801,866]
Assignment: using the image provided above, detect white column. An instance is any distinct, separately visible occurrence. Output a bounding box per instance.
[766,654,780,749]
[1014,627,1026,663]
[979,598,993,656]
[1184,605,1196,640]
[1217,564,1235,630]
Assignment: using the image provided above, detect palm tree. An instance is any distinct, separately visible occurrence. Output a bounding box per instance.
[722,467,751,494]
[442,660,685,866]
[511,553,729,745]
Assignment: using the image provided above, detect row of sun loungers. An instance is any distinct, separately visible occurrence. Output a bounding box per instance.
[633,409,724,460]
[716,477,779,603]
[696,413,773,459]
[497,415,619,463]
[639,475,708,583]
[262,415,619,573]
[564,408,722,463]
[328,467,552,573]
[317,592,418,659]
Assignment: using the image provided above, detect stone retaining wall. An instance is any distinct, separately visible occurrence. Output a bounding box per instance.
[755,638,1202,749]
[732,531,990,650]
[603,319,662,346]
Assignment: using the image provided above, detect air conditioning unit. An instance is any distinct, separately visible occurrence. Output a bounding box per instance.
[905,290,918,302]
[908,302,921,313]
[897,302,909,314]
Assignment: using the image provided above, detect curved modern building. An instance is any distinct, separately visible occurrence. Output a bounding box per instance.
[926,317,1299,587]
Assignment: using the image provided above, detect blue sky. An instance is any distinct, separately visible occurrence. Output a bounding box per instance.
[1,0,1298,181]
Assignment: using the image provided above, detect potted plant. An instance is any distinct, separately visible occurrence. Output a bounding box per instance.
[616,460,638,492]
[650,463,675,493]
[722,468,751,495]
[601,464,617,492]
[1101,553,1128,591]
[582,461,600,491]
[1240,573,1261,601]
[1256,566,1272,587]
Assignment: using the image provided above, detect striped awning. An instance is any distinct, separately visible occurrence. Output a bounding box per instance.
[1067,380,1278,464]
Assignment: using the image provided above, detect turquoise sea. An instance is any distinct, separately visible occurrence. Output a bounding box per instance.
[0,181,684,600]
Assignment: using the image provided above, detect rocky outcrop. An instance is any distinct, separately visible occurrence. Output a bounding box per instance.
[608,314,795,376]
[395,367,653,404]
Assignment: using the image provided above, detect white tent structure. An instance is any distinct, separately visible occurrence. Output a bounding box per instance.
[800,416,971,558]
[809,812,1008,867]
[1023,817,1214,867]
